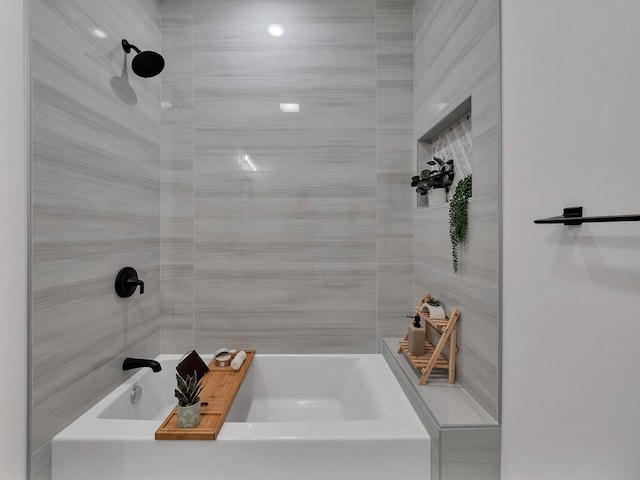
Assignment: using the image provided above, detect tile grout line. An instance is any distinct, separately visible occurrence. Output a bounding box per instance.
[374,0,379,353]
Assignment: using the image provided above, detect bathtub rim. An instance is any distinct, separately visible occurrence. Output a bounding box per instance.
[53,353,430,442]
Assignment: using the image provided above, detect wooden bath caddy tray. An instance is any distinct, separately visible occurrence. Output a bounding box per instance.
[399,294,459,385]
[155,350,255,440]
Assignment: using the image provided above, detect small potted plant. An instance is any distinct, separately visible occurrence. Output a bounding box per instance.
[420,296,446,319]
[175,370,204,428]
[411,156,455,206]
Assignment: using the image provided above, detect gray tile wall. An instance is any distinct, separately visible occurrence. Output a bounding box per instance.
[29,0,501,477]
[376,0,415,342]
[30,0,162,475]
[31,444,50,480]
[413,0,500,419]
[160,0,195,353]
[191,0,377,353]
[160,0,414,353]
[441,427,501,480]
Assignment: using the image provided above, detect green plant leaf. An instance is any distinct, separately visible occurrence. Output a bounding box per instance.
[176,373,187,393]
[175,387,190,407]
[175,370,204,407]
[449,174,472,272]
[427,297,441,307]
[411,158,456,195]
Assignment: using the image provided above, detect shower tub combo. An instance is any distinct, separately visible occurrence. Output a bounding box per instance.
[53,354,430,480]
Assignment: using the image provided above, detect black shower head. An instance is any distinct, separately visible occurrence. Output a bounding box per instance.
[122,39,165,78]
[131,50,164,78]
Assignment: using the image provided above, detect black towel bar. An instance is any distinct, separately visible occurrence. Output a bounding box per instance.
[534,207,640,226]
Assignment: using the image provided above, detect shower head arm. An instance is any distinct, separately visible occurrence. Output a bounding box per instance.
[121,39,141,55]
[120,38,165,78]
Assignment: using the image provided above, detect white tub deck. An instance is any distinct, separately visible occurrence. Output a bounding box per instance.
[53,354,430,480]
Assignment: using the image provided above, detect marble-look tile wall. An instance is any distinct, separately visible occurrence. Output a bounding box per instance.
[160,0,414,353]
[191,0,379,353]
[375,0,415,341]
[413,0,500,419]
[30,0,162,475]
[160,0,195,353]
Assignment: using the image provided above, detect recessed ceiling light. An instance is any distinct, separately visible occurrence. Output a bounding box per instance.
[90,28,107,39]
[279,103,300,113]
[238,153,257,172]
[267,24,285,37]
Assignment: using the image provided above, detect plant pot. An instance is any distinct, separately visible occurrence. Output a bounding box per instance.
[177,401,201,428]
[428,188,447,207]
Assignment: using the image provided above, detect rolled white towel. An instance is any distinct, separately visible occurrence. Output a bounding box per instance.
[420,302,446,320]
[231,350,247,371]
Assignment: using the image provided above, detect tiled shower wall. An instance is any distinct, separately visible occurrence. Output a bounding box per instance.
[30,0,162,476]
[160,0,414,353]
[413,0,500,419]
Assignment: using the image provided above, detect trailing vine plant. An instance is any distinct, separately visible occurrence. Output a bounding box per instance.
[449,174,472,272]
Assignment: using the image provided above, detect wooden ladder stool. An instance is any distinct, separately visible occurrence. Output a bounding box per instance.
[398,294,460,385]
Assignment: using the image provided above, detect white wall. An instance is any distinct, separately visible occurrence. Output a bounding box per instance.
[502,1,640,479]
[0,0,28,478]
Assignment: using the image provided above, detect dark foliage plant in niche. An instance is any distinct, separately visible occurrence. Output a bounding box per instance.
[411,156,455,195]
[449,174,472,272]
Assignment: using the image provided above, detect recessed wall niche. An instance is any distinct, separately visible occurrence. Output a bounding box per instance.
[416,98,472,208]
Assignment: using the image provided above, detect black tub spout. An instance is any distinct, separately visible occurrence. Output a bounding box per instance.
[122,357,161,372]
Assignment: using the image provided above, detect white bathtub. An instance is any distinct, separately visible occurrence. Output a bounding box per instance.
[52,354,430,480]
